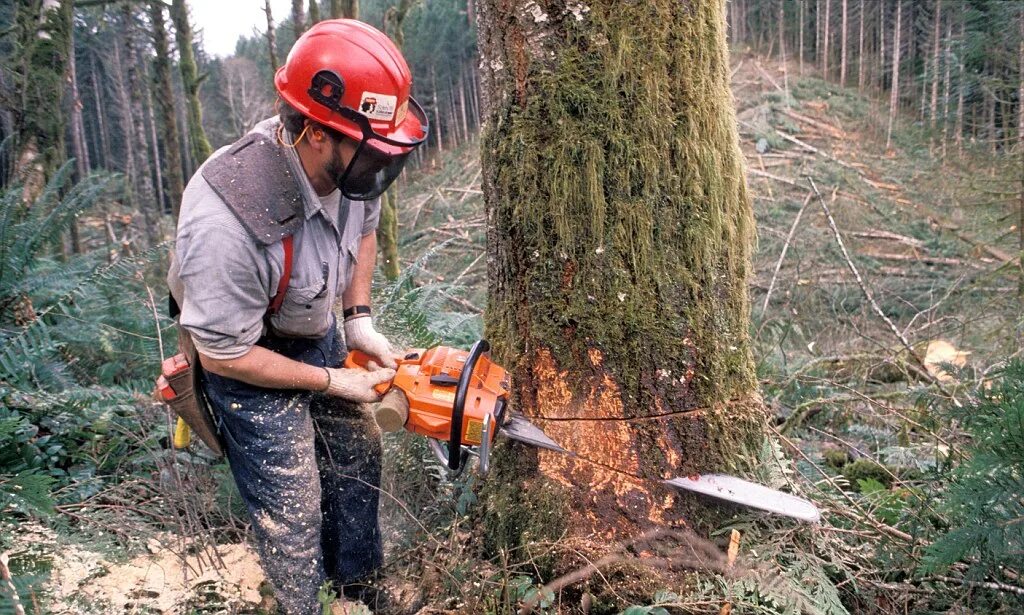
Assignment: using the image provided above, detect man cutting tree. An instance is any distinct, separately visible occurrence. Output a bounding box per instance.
[167,19,428,614]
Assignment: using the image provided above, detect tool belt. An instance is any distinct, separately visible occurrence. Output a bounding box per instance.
[156,323,224,457]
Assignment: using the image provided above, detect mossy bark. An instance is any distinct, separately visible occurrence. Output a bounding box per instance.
[149,0,185,218]
[14,0,72,203]
[477,0,764,546]
[379,189,401,280]
[170,0,212,168]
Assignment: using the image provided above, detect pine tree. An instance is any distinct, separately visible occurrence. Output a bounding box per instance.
[170,0,212,168]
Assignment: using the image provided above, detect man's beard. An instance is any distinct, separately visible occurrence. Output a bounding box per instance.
[325,149,379,196]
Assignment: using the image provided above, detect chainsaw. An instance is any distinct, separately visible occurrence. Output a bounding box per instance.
[345,340,821,523]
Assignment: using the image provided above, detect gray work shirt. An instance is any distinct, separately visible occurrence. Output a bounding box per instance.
[167,117,380,360]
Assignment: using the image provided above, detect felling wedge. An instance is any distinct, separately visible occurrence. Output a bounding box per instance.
[345,340,821,523]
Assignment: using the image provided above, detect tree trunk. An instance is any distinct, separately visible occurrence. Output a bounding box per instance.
[940,14,952,157]
[171,0,213,166]
[823,0,831,79]
[143,72,165,220]
[67,10,87,253]
[111,40,138,206]
[430,65,444,154]
[378,189,401,280]
[476,0,764,547]
[799,0,805,74]
[930,0,942,129]
[886,0,901,149]
[857,0,865,91]
[779,0,789,97]
[308,0,321,25]
[292,0,306,37]
[150,0,185,217]
[90,54,112,170]
[334,0,358,19]
[15,0,72,204]
[264,0,279,74]
[815,0,822,68]
[121,4,158,243]
[879,0,886,93]
[457,67,470,140]
[955,16,964,154]
[840,0,848,86]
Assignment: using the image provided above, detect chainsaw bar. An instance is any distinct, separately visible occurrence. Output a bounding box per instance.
[499,413,573,455]
[503,415,821,523]
[664,475,821,523]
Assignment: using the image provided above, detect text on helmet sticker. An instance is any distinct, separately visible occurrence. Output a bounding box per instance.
[359,91,398,122]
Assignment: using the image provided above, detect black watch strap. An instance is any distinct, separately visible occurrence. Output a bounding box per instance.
[343,305,372,319]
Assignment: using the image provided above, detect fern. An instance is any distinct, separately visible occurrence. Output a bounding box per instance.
[920,361,1024,579]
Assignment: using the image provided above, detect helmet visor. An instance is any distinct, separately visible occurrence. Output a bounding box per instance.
[335,97,428,201]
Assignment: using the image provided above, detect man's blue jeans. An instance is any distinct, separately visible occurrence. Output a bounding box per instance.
[202,325,383,615]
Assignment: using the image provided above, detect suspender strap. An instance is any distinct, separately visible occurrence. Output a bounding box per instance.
[268,235,294,316]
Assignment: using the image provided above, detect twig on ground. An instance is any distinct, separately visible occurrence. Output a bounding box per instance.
[762,191,812,314]
[807,176,961,407]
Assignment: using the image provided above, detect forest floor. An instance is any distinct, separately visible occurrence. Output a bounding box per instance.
[7,53,1022,614]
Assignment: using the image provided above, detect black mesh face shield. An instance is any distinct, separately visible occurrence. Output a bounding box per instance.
[333,97,429,201]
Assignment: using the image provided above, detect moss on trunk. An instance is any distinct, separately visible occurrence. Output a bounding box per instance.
[477,0,764,546]
[170,0,212,167]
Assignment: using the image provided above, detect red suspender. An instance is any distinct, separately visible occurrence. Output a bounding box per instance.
[268,235,294,316]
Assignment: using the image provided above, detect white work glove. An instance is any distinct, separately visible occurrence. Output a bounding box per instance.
[322,366,396,402]
[344,316,402,369]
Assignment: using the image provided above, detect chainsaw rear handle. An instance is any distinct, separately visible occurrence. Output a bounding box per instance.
[343,349,396,395]
[450,339,489,471]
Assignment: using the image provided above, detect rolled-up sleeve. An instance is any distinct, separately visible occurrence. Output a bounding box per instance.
[361,196,381,235]
[176,222,269,360]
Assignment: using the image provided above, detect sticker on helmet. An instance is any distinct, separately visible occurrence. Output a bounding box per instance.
[359,92,398,122]
[394,101,408,125]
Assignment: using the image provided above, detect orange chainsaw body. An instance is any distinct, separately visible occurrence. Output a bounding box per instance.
[344,346,509,446]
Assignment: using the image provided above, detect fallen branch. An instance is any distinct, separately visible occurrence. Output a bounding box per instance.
[762,191,812,313]
[807,176,961,407]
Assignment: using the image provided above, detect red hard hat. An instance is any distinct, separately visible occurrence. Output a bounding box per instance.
[275,19,426,155]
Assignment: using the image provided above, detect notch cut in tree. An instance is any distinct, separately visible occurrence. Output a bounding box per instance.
[477,0,765,549]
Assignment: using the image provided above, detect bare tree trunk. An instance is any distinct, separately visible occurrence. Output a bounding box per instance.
[458,68,470,140]
[986,67,997,154]
[816,0,822,67]
[940,15,953,157]
[67,14,87,253]
[1018,9,1024,300]
[823,0,831,79]
[143,74,165,220]
[264,0,279,74]
[150,0,185,217]
[879,0,886,93]
[308,0,321,24]
[799,0,805,74]
[431,65,444,154]
[779,0,788,97]
[857,0,865,91]
[929,1,942,130]
[955,16,964,155]
[292,0,306,37]
[1018,10,1023,155]
[171,0,213,166]
[886,0,901,149]
[90,54,112,170]
[477,0,763,547]
[111,42,138,206]
[121,4,158,243]
[840,0,848,86]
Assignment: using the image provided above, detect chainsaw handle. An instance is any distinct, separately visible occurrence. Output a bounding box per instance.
[343,349,395,395]
[449,339,489,471]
